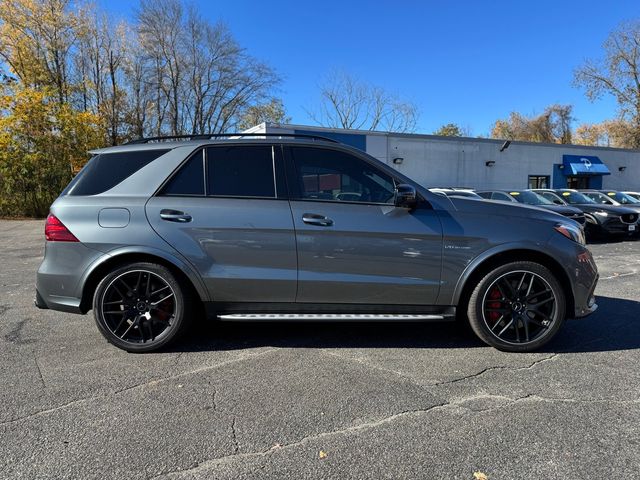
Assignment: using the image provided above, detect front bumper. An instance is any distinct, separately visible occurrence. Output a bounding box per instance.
[571,249,599,319]
[574,274,598,318]
[598,217,638,236]
[546,233,599,320]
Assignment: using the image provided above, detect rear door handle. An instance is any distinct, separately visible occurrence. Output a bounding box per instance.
[160,209,192,223]
[302,213,334,227]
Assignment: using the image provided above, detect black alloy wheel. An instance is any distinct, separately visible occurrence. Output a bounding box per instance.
[93,262,192,352]
[467,261,566,352]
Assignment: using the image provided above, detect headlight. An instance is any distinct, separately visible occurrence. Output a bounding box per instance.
[554,222,586,245]
[593,211,608,217]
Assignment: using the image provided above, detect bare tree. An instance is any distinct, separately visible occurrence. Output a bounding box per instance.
[574,19,640,148]
[135,0,279,136]
[308,70,418,133]
[136,0,184,135]
[121,34,153,138]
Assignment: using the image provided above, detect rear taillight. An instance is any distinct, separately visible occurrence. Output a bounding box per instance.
[45,214,79,242]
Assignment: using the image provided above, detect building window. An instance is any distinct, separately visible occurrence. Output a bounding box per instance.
[566,176,590,189]
[528,175,550,189]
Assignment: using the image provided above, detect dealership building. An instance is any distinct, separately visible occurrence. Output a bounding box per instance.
[247,123,640,191]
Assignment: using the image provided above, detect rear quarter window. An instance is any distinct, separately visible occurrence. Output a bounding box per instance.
[64,149,170,196]
[159,150,205,196]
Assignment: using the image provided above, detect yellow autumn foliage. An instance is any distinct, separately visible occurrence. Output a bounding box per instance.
[0,85,103,216]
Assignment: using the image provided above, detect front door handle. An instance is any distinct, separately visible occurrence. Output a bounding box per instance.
[302,213,334,227]
[160,209,192,223]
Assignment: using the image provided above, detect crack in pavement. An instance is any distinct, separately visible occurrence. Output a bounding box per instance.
[151,390,640,479]
[431,353,558,386]
[231,417,240,455]
[515,394,640,406]
[151,401,451,479]
[600,270,638,280]
[33,352,46,389]
[321,349,421,387]
[0,348,279,427]
[322,349,558,389]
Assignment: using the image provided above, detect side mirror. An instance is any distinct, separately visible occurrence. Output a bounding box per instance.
[394,184,417,209]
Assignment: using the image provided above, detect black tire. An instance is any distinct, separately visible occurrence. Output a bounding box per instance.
[93,262,193,352]
[467,261,565,352]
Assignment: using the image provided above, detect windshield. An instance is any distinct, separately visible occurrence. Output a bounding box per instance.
[559,191,596,204]
[584,191,620,205]
[604,191,640,204]
[510,191,553,205]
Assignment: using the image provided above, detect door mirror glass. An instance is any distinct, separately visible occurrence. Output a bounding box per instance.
[394,184,417,209]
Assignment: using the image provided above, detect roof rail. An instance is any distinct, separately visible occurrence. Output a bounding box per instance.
[125,132,340,145]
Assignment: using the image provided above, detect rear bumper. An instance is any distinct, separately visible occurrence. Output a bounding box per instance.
[35,241,104,315]
[34,288,83,313]
[34,289,48,309]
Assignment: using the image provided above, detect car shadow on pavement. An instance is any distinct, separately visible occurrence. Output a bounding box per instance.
[168,295,640,354]
[540,295,640,353]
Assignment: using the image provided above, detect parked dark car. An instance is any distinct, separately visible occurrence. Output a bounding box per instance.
[35,134,599,353]
[533,189,638,238]
[581,190,640,213]
[476,190,585,225]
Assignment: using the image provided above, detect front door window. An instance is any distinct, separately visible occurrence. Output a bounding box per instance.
[290,147,396,204]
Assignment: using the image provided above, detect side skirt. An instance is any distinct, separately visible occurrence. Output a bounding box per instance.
[205,302,456,322]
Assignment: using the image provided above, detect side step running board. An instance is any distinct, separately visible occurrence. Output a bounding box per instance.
[217,313,453,322]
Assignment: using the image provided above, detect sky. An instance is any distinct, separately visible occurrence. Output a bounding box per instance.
[99,0,638,135]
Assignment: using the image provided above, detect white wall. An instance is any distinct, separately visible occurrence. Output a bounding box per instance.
[257,123,640,191]
[380,135,640,190]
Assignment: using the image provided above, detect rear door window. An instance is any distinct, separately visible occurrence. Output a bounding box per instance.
[206,146,276,198]
[65,149,170,196]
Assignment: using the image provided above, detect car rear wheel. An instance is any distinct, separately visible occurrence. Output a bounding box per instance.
[467,261,565,352]
[93,262,192,352]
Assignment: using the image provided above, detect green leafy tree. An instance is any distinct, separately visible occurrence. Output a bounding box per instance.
[237,98,291,130]
[433,123,465,137]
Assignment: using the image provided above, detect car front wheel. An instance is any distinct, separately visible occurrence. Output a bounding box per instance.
[93,262,192,352]
[467,261,566,352]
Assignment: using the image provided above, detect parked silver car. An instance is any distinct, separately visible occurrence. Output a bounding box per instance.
[36,134,599,353]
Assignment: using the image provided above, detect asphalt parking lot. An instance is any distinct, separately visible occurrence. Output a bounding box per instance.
[1,220,639,479]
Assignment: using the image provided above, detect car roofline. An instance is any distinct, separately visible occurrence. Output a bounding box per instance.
[88,137,344,155]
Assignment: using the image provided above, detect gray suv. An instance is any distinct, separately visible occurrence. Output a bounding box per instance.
[35,134,599,353]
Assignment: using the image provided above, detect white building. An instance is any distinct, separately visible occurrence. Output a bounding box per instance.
[247,123,640,191]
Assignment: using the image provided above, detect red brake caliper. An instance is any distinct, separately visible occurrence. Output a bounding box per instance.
[488,287,502,323]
